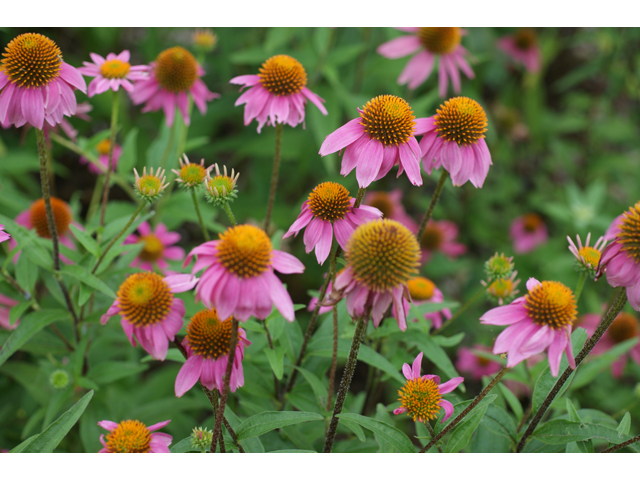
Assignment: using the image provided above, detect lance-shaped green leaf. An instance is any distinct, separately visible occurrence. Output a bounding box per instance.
[236,411,324,440]
[337,413,415,453]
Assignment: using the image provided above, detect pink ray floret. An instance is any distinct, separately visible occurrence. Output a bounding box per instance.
[80,142,122,175]
[0,225,9,244]
[0,293,20,331]
[401,282,452,330]
[78,50,150,97]
[124,221,185,273]
[419,219,466,264]
[497,31,542,73]
[510,213,548,254]
[455,345,502,380]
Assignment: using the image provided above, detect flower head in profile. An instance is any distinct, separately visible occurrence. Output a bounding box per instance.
[484,252,515,281]
[482,271,521,306]
[597,202,640,310]
[0,293,19,331]
[327,219,420,331]
[481,278,577,377]
[185,224,304,322]
[402,277,452,329]
[0,33,87,129]
[101,273,198,360]
[172,154,213,190]
[377,28,474,97]
[497,29,542,73]
[131,46,219,126]
[364,190,418,232]
[175,308,251,397]
[134,167,169,203]
[78,50,149,97]
[319,95,424,188]
[455,345,502,381]
[581,311,640,378]
[419,219,466,264]
[419,96,492,188]
[567,233,606,278]
[125,221,185,273]
[98,419,172,453]
[80,138,122,175]
[230,54,327,133]
[510,213,547,254]
[203,164,240,207]
[0,224,9,244]
[393,352,464,423]
[284,182,382,265]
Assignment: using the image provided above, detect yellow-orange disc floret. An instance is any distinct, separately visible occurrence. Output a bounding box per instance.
[524,281,577,330]
[99,59,130,79]
[434,97,488,147]
[522,213,543,232]
[608,313,639,344]
[488,277,517,299]
[216,225,273,278]
[618,202,640,262]
[346,219,420,291]
[96,139,112,156]
[186,308,235,359]
[408,277,436,301]
[577,246,602,270]
[2,33,62,87]
[258,55,307,96]
[418,28,461,55]
[104,420,152,453]
[398,377,442,422]
[360,95,416,147]
[29,197,72,238]
[307,182,351,221]
[117,273,173,327]
[154,47,198,93]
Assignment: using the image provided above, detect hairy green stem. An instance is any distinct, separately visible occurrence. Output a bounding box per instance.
[211,319,239,453]
[191,189,210,241]
[100,90,120,229]
[2,268,31,301]
[416,170,449,242]
[264,123,283,232]
[516,287,628,452]
[574,272,587,303]
[222,203,238,227]
[434,283,489,335]
[327,249,339,411]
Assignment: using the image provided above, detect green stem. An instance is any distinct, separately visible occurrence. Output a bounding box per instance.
[327,250,339,411]
[91,203,145,275]
[86,176,105,224]
[424,421,444,453]
[222,203,238,227]
[602,433,640,453]
[434,283,489,335]
[323,315,368,453]
[516,287,628,452]
[416,170,449,242]
[420,366,510,453]
[191,189,210,241]
[574,272,587,303]
[2,268,31,300]
[264,123,283,232]
[100,90,120,229]
[211,319,239,453]
[354,187,367,208]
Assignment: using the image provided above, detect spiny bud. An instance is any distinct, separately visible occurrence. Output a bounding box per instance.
[484,252,515,281]
[204,164,239,207]
[482,271,520,306]
[134,167,169,204]
[190,426,214,452]
[172,154,213,189]
[49,369,70,389]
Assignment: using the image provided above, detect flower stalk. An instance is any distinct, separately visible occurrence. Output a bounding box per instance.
[416,170,449,242]
[264,123,283,231]
[190,189,210,241]
[100,90,120,229]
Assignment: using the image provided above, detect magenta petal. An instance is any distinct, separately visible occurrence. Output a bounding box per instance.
[377,35,422,59]
[215,274,240,321]
[438,376,464,394]
[165,274,198,293]
[547,332,569,377]
[319,118,365,156]
[23,87,45,130]
[332,218,355,250]
[398,140,423,186]
[272,250,305,274]
[440,399,455,422]
[175,355,203,397]
[264,270,295,322]
[480,302,527,326]
[314,221,334,265]
[355,139,384,187]
[411,352,424,379]
[303,217,324,254]
[147,419,171,432]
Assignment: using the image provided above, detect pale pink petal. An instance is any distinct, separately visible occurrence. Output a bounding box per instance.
[175,356,204,397]
[377,35,422,59]
[438,376,464,394]
[319,118,365,156]
[272,250,305,274]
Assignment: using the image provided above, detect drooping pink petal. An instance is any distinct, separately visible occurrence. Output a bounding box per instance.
[272,250,305,274]
[438,376,464,394]
[319,118,365,156]
[377,35,422,59]
[355,139,384,187]
[264,270,295,322]
[175,355,204,397]
[440,399,455,422]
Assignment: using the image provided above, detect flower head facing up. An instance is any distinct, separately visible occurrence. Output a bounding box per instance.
[498,29,542,73]
[404,276,452,329]
[204,164,239,207]
[185,224,304,322]
[319,95,425,188]
[175,308,251,396]
[393,352,464,423]
[0,33,86,129]
[510,213,548,254]
[131,46,218,127]
[328,219,420,330]
[420,219,466,263]
[0,224,9,244]
[125,221,185,273]
[482,271,521,305]
[284,182,382,264]
[80,138,122,175]
[172,154,213,189]
[481,278,577,377]
[230,54,327,133]
[101,273,198,360]
[364,190,418,232]
[377,27,474,97]
[567,233,606,278]
[134,167,169,203]
[78,50,149,97]
[98,419,172,453]
[419,97,492,188]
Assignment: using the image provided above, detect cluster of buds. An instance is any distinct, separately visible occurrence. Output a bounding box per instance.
[172,154,213,190]
[190,426,214,453]
[204,164,239,207]
[192,29,218,53]
[484,252,515,281]
[482,253,519,305]
[134,167,169,204]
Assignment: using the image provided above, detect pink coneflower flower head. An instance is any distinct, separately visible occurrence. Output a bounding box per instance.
[456,345,502,380]
[327,219,420,331]
[175,308,251,397]
[419,97,492,188]
[101,273,198,360]
[581,312,640,377]
[567,233,606,278]
[497,29,542,73]
[597,202,640,310]
[131,46,218,127]
[393,352,464,423]
[230,54,327,133]
[0,33,86,130]
[419,219,466,263]
[364,189,418,232]
[482,271,521,306]
[283,182,382,265]
[98,419,172,453]
[319,94,424,188]
[0,293,19,331]
[0,224,9,244]
[185,224,304,322]
[480,278,578,377]
[377,28,474,97]
[80,138,122,175]
[402,276,452,329]
[510,213,547,254]
[78,50,149,97]
[125,221,185,273]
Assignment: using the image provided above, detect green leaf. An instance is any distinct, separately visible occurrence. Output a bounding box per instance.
[117,128,138,175]
[292,366,328,409]
[566,398,581,422]
[170,437,200,453]
[236,411,324,440]
[21,390,94,453]
[446,404,489,453]
[480,404,518,444]
[497,382,524,421]
[409,300,460,318]
[337,413,414,453]
[340,418,367,442]
[432,332,465,347]
[412,335,463,392]
[15,252,39,294]
[9,300,31,327]
[60,264,116,299]
[269,449,317,453]
[141,348,185,363]
[532,419,640,451]
[69,225,100,257]
[86,361,149,385]
[617,412,631,436]
[0,309,69,368]
[435,394,498,435]
[264,346,285,380]
[9,435,38,453]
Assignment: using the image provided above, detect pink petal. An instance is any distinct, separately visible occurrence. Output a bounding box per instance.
[377,35,422,59]
[175,356,203,397]
[272,250,305,274]
[438,376,464,394]
[319,118,365,156]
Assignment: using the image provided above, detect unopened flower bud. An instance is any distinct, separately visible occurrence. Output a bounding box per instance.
[49,369,70,389]
[134,167,169,204]
[190,426,213,452]
[204,164,239,207]
[484,252,515,281]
